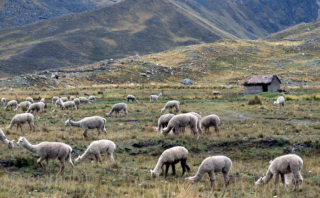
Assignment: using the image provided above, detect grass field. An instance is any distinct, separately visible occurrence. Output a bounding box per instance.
[0,86,320,197]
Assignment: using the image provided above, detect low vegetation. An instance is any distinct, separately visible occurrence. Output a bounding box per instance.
[0,86,319,197]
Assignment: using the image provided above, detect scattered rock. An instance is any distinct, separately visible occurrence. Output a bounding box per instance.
[181,78,194,85]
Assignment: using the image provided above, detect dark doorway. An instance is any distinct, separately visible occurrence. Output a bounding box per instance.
[262,84,268,92]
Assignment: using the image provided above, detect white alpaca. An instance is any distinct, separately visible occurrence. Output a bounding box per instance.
[255,154,303,191]
[52,96,59,104]
[127,95,138,102]
[0,129,14,149]
[157,114,175,131]
[56,99,77,111]
[186,155,232,188]
[162,114,199,139]
[1,98,6,106]
[161,100,180,113]
[26,102,45,114]
[201,114,220,133]
[106,103,128,117]
[75,140,116,165]
[65,116,107,138]
[26,97,34,103]
[7,113,35,133]
[14,101,31,112]
[150,146,190,179]
[150,93,162,102]
[17,136,74,174]
[4,100,18,111]
[274,96,285,108]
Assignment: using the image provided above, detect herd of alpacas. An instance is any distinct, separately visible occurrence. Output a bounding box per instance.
[0,94,302,192]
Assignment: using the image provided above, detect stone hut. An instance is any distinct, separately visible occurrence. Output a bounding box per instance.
[244,75,281,94]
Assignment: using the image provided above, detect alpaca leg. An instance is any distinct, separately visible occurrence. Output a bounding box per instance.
[83,129,88,138]
[280,173,285,187]
[180,159,187,176]
[67,157,74,175]
[96,128,101,139]
[185,161,190,173]
[94,155,99,165]
[97,153,103,165]
[171,164,176,176]
[215,125,219,133]
[208,171,216,188]
[45,158,49,172]
[107,153,114,162]
[58,158,65,174]
[103,127,107,136]
[274,172,279,192]
[37,156,46,171]
[165,164,170,179]
[223,171,230,188]
[19,124,23,133]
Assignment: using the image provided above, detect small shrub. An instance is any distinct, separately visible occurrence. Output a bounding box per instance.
[248,96,261,105]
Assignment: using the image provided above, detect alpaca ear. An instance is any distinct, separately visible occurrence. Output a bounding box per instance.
[269,160,273,164]
[150,169,153,173]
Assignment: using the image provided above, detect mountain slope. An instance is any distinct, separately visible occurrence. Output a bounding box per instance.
[0,0,121,29]
[0,0,239,77]
[0,0,318,77]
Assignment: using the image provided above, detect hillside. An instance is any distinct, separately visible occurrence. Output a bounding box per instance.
[0,0,121,29]
[0,0,240,77]
[0,0,318,77]
[2,38,320,90]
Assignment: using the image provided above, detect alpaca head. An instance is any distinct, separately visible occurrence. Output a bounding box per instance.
[161,108,165,113]
[65,119,72,126]
[106,112,111,117]
[255,177,265,186]
[185,177,194,184]
[274,101,277,105]
[150,170,159,178]
[17,137,26,146]
[8,140,15,149]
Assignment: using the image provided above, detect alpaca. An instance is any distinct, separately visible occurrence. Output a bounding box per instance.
[201,114,220,133]
[56,99,77,111]
[79,97,93,104]
[4,100,18,111]
[65,116,107,138]
[1,98,6,106]
[162,114,199,139]
[186,155,232,188]
[150,146,190,179]
[7,113,35,133]
[75,140,116,165]
[161,100,180,113]
[106,103,128,117]
[26,97,34,103]
[70,96,75,101]
[127,95,138,102]
[274,96,285,108]
[26,102,45,114]
[150,93,162,102]
[17,137,74,174]
[52,96,59,104]
[14,101,31,112]
[74,98,80,109]
[255,154,303,191]
[0,129,14,149]
[157,114,175,131]
[88,95,97,102]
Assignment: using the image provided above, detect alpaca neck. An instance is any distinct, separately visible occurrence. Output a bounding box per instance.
[153,158,164,175]
[262,169,273,184]
[69,120,81,128]
[78,150,90,163]
[22,139,38,153]
[189,167,205,182]
[0,135,10,146]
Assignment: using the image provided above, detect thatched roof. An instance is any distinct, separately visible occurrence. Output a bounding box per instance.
[244,75,281,85]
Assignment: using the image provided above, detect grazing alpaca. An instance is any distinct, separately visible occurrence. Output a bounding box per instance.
[150,146,190,179]
[255,154,303,191]
[186,155,232,188]
[17,137,74,174]
[274,96,285,108]
[75,140,116,165]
